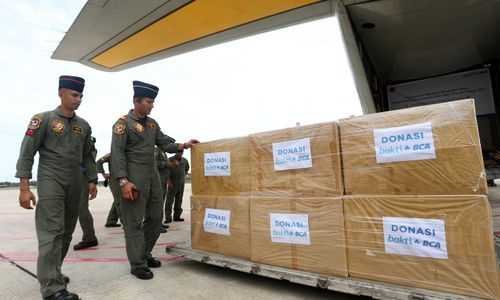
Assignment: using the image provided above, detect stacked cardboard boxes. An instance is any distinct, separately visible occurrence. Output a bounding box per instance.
[339,99,499,299]
[341,99,487,195]
[190,137,251,259]
[189,99,499,298]
[344,195,499,299]
[248,122,347,277]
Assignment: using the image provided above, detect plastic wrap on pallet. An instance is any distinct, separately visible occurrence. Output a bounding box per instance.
[191,195,251,259]
[340,99,487,195]
[191,136,251,195]
[249,121,343,197]
[344,195,500,299]
[250,197,347,277]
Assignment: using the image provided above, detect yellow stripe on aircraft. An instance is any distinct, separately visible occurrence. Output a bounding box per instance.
[91,0,321,68]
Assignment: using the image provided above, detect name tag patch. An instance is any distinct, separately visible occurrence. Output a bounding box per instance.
[72,126,83,134]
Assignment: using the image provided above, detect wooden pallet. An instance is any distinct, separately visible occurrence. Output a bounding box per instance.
[166,241,482,300]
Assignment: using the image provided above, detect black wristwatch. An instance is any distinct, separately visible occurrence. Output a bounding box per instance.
[88,179,98,184]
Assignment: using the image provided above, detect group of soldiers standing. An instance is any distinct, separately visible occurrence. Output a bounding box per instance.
[15,75,198,300]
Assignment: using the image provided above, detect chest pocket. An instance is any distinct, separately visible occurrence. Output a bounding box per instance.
[46,119,68,147]
[130,121,146,141]
[70,124,85,149]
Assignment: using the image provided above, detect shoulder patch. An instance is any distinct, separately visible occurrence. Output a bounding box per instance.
[113,123,126,135]
[28,116,42,130]
[147,123,155,129]
[51,120,65,132]
[26,129,35,136]
[72,126,84,135]
[134,122,144,133]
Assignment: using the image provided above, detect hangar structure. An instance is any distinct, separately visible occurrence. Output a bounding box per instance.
[53,0,500,164]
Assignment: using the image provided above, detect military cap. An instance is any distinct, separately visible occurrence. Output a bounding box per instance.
[133,80,159,99]
[59,75,85,93]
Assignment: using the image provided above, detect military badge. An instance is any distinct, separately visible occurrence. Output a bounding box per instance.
[72,126,84,134]
[113,123,126,135]
[134,122,144,133]
[147,123,155,129]
[51,120,65,132]
[26,129,34,136]
[118,115,128,121]
[28,116,41,130]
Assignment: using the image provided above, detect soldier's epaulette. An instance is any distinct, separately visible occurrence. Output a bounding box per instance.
[117,115,128,121]
[99,153,111,161]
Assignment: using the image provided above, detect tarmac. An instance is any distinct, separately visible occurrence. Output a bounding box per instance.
[0,182,499,300]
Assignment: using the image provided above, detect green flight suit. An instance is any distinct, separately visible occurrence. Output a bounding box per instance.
[97,153,122,225]
[110,110,179,269]
[77,148,98,243]
[155,148,170,222]
[15,106,97,297]
[165,156,189,221]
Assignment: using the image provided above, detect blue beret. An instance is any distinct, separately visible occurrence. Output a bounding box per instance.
[59,75,85,93]
[133,80,159,99]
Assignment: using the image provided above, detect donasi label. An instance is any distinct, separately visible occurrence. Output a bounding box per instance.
[373,122,436,163]
[204,152,230,176]
[270,213,310,245]
[204,208,230,236]
[272,138,312,171]
[383,217,447,259]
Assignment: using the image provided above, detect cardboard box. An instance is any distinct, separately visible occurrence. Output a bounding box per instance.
[340,99,487,195]
[191,195,251,259]
[344,195,500,299]
[191,137,250,195]
[250,197,347,277]
[249,122,343,197]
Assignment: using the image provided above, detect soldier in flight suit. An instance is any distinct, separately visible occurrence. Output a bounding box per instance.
[155,147,172,233]
[73,140,99,250]
[15,75,97,300]
[97,153,122,227]
[110,80,199,280]
[165,149,189,223]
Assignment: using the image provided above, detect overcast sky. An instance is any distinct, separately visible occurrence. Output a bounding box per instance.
[0,0,363,182]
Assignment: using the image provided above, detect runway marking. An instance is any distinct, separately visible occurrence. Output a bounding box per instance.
[0,228,189,240]
[0,242,182,256]
[0,257,186,262]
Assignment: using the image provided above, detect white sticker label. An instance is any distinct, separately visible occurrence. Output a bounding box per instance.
[383,217,447,259]
[373,123,436,163]
[270,213,310,245]
[204,152,231,176]
[272,138,313,171]
[203,208,230,236]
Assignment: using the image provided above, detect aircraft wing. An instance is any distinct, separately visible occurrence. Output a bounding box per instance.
[52,0,338,72]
